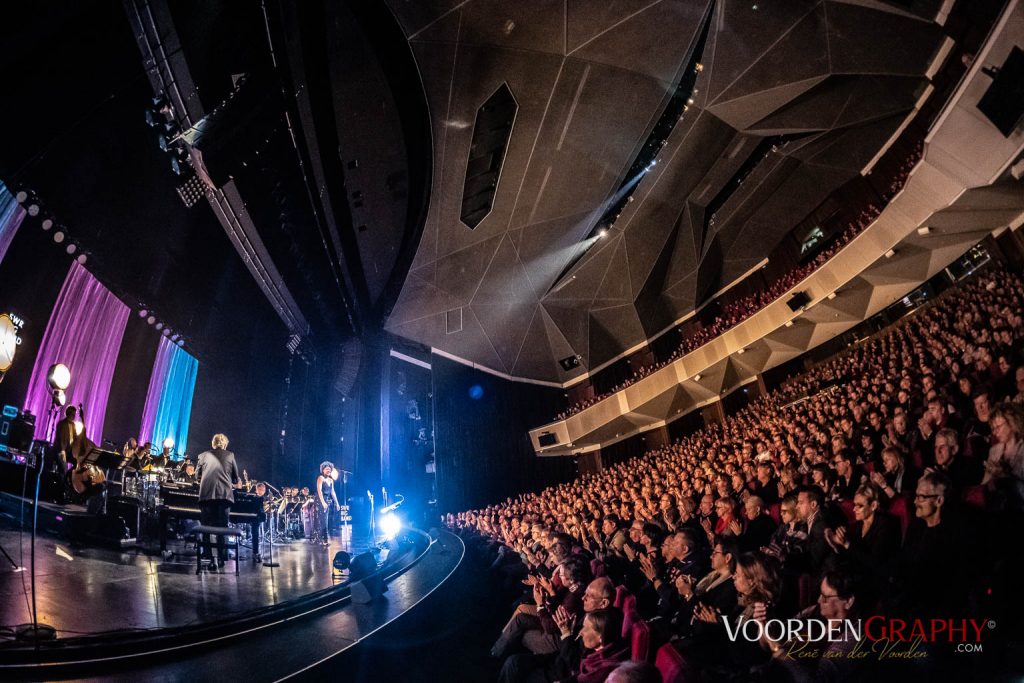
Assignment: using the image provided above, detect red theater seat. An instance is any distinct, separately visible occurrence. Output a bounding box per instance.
[614,585,631,609]
[887,495,911,540]
[962,485,986,509]
[590,558,605,578]
[839,499,856,527]
[768,503,781,524]
[630,620,650,662]
[655,643,695,683]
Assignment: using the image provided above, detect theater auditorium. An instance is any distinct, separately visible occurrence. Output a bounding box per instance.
[1,1,1024,682]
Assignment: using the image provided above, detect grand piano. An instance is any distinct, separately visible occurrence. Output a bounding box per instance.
[158,484,265,555]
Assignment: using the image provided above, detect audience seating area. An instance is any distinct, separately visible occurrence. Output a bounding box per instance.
[554,143,925,421]
[450,264,1024,682]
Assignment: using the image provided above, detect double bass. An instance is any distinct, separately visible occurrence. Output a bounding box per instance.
[69,405,106,495]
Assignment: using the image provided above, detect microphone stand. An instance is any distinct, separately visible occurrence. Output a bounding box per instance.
[17,448,56,641]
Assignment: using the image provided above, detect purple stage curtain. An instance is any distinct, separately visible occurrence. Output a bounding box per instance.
[23,261,130,442]
[138,336,174,446]
[0,181,27,265]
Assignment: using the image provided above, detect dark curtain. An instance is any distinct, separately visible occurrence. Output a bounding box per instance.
[430,354,575,515]
[103,314,160,447]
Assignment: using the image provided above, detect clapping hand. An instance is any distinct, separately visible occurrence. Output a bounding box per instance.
[728,518,743,536]
[623,544,637,561]
[553,605,576,637]
[638,553,658,582]
[693,602,720,624]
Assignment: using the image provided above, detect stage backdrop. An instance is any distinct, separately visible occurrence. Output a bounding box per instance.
[430,354,576,514]
[23,261,130,442]
[0,181,26,265]
[139,335,198,456]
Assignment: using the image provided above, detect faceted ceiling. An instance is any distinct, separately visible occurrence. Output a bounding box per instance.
[384,0,945,383]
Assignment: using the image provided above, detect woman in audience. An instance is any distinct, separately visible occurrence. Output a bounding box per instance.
[566,609,629,683]
[983,401,1024,508]
[824,483,900,599]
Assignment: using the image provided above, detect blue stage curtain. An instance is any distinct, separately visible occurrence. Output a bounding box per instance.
[148,339,198,457]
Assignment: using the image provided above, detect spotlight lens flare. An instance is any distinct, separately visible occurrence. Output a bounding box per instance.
[380,512,401,540]
[47,363,71,391]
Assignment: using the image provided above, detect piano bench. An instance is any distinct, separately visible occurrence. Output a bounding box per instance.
[194,526,244,576]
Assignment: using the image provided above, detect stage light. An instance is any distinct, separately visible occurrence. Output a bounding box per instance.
[74,420,83,437]
[176,339,184,347]
[155,322,163,331]
[171,334,179,341]
[27,203,40,217]
[139,309,148,318]
[330,468,339,481]
[693,373,702,381]
[380,512,401,540]
[53,231,65,244]
[76,254,87,265]
[66,244,77,255]
[47,363,71,391]
[41,218,53,231]
[0,314,17,374]
[147,316,156,325]
[162,328,171,336]
[598,229,607,238]
[15,190,28,203]
[162,437,174,450]
[332,551,352,571]
[52,389,66,407]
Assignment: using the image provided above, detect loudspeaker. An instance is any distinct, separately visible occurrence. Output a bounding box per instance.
[350,574,388,603]
[786,291,811,312]
[538,432,558,447]
[978,47,1024,137]
[349,551,379,580]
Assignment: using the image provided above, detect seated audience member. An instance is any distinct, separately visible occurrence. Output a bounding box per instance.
[896,471,969,616]
[711,497,740,540]
[606,661,662,683]
[982,402,1024,508]
[498,577,616,683]
[962,389,994,460]
[657,536,739,642]
[738,495,776,552]
[492,560,589,658]
[769,568,867,683]
[869,446,919,499]
[572,609,630,683]
[930,427,982,494]
[795,485,832,577]
[764,495,807,564]
[824,483,900,597]
[832,450,863,499]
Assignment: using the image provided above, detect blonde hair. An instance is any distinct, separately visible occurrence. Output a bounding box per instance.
[212,433,229,449]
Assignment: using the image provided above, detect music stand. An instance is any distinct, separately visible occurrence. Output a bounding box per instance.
[82,447,129,515]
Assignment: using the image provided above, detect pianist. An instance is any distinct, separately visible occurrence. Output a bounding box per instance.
[195,433,240,568]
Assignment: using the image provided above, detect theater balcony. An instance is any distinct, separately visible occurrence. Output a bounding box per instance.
[530,1,1024,455]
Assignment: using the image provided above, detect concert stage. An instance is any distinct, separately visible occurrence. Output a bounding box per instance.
[0,506,464,681]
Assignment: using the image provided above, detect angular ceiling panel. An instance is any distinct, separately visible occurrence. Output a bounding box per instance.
[384,0,946,382]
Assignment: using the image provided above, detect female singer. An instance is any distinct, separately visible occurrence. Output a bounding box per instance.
[310,461,340,545]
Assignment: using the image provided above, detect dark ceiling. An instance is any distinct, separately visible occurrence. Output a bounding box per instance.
[383,0,947,383]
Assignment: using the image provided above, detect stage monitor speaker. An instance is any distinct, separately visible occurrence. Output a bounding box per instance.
[351,574,388,603]
[977,46,1024,137]
[6,410,35,452]
[348,550,379,581]
[787,291,811,312]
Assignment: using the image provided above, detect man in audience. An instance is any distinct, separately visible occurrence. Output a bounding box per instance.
[930,427,982,494]
[738,495,776,552]
[795,485,831,576]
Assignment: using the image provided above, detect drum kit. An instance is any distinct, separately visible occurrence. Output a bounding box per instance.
[260,485,314,542]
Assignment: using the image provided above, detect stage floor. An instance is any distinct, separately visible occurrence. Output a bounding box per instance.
[0,521,377,636]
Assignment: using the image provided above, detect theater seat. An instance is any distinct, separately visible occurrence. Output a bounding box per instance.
[620,595,638,637]
[887,495,911,540]
[655,643,696,683]
[590,558,606,578]
[839,499,856,527]
[962,485,986,509]
[768,503,781,524]
[614,585,631,609]
[630,619,650,662]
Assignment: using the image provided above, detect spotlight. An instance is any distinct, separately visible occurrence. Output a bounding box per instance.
[827,292,837,300]
[52,389,66,407]
[330,467,339,481]
[785,320,795,327]
[155,322,163,331]
[737,348,746,355]
[162,328,171,336]
[171,334,179,341]
[138,309,148,318]
[380,512,401,540]
[147,316,156,325]
[176,339,184,347]
[15,190,29,203]
[53,231,65,244]
[47,363,71,391]
[74,420,84,437]
[76,254,87,265]
[162,437,175,450]
[884,249,896,258]
[66,244,77,255]
[41,218,53,231]
[693,373,702,381]
[332,551,352,571]
[598,229,607,238]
